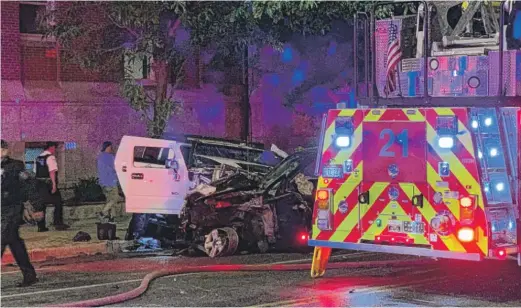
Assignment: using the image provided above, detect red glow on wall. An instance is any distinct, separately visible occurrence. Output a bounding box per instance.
[45,49,57,58]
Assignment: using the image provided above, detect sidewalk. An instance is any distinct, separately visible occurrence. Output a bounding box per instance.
[2,215,132,265]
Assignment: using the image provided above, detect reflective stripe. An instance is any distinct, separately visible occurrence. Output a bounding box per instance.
[312,107,489,258]
[308,240,483,261]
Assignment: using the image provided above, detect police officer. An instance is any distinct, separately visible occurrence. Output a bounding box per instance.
[1,139,38,287]
[34,142,69,232]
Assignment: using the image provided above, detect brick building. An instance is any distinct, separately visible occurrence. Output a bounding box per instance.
[1,2,352,195]
[1,1,245,193]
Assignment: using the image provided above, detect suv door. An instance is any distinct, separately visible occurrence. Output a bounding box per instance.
[115,136,191,215]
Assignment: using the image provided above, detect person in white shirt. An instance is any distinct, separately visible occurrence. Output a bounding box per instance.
[34,142,69,232]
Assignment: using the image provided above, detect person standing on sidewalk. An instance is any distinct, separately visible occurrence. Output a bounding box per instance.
[1,140,38,287]
[34,142,69,232]
[97,141,119,222]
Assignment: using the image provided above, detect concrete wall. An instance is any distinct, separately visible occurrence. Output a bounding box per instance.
[1,82,230,186]
[1,2,21,80]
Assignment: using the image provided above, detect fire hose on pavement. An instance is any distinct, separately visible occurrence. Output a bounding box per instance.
[50,259,432,307]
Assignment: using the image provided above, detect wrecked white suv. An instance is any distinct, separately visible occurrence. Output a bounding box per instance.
[115,135,286,216]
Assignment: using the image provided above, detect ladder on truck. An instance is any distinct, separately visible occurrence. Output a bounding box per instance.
[351,1,521,266]
[499,108,521,266]
[467,108,520,265]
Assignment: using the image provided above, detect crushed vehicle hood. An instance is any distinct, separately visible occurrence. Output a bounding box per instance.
[258,148,316,195]
[190,148,317,203]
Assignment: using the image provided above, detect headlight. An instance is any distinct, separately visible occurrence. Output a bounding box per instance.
[438,136,454,149]
[335,136,351,148]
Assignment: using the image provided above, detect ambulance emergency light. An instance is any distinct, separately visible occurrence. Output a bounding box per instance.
[436,116,458,149]
[438,137,454,149]
[334,117,354,148]
[335,136,351,148]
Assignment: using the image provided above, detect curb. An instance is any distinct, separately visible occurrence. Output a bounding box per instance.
[2,240,135,265]
[2,242,107,265]
[44,202,126,223]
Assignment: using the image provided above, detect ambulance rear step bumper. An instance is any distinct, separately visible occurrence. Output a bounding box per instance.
[308,240,482,261]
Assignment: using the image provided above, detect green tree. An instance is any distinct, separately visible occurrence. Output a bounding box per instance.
[41,1,413,139]
[42,1,202,138]
[184,1,372,140]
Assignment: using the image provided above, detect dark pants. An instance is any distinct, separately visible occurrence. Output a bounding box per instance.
[36,180,64,228]
[1,223,36,279]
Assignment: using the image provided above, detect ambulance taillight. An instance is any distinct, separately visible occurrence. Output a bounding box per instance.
[459,195,477,223]
[436,116,458,149]
[299,233,309,242]
[496,248,507,259]
[457,227,475,242]
[316,189,333,231]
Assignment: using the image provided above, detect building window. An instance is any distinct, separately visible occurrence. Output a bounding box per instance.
[24,145,45,172]
[19,3,46,34]
[124,54,153,80]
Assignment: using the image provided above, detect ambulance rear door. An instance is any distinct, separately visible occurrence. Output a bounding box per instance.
[359,109,429,245]
[115,136,191,215]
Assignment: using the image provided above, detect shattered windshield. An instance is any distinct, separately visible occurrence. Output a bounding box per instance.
[260,149,316,191]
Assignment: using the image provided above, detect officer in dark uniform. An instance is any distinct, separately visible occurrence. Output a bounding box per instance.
[1,139,38,287]
[34,142,69,232]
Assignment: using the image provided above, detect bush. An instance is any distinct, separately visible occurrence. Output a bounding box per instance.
[73,177,106,204]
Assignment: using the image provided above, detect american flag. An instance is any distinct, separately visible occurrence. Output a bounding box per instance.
[384,22,402,96]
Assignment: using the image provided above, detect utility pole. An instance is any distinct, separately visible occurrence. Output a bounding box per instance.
[240,44,250,142]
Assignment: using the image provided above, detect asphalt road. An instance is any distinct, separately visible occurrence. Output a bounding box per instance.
[1,251,521,307]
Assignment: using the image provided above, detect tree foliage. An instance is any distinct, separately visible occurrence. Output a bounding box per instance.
[42,1,195,138]
[41,1,416,138]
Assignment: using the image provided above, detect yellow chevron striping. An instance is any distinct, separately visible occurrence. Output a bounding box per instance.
[360,201,391,241]
[433,108,475,158]
[426,164,461,220]
[338,109,357,117]
[333,162,363,214]
[322,117,336,155]
[315,110,363,239]
[363,109,385,122]
[328,119,363,166]
[329,182,388,242]
[328,201,360,242]
[426,123,482,207]
[317,122,363,190]
[403,184,467,252]
[323,109,358,155]
[477,226,488,255]
[362,197,430,245]
[312,223,320,239]
[426,124,488,254]
[402,108,426,122]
